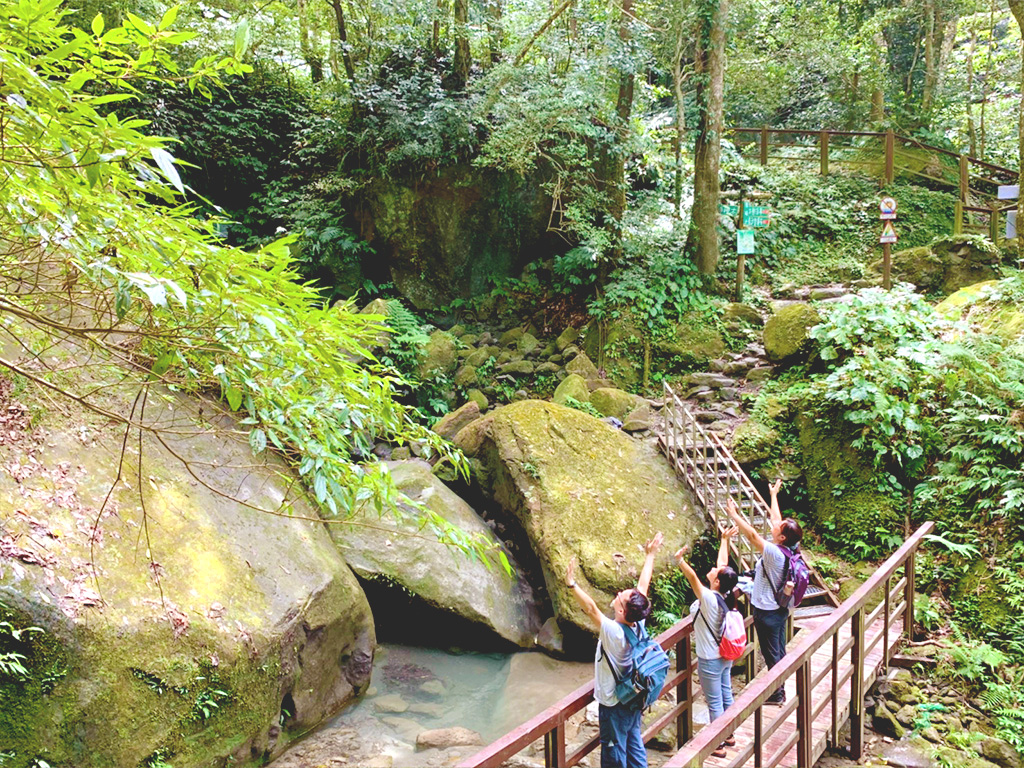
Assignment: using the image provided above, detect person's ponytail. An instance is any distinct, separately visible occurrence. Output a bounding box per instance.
[717,566,739,611]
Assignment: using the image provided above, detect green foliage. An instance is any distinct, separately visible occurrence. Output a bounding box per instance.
[563,396,604,419]
[0,0,495,566]
[0,618,41,681]
[940,624,1008,685]
[809,286,950,479]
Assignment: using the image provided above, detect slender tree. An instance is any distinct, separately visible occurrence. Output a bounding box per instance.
[689,0,727,275]
[1009,0,1024,258]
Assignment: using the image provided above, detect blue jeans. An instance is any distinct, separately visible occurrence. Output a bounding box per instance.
[598,702,647,768]
[697,656,735,722]
[753,606,789,701]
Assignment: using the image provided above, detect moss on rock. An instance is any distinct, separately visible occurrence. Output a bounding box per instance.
[797,412,903,559]
[589,388,643,420]
[763,304,821,364]
[471,400,704,639]
[553,374,590,406]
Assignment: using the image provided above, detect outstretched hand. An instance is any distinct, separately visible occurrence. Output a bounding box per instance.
[770,479,783,496]
[726,498,740,518]
[566,556,577,586]
[674,545,690,562]
[645,531,664,555]
[723,525,740,539]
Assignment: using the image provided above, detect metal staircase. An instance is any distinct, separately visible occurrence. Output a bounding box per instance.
[657,382,839,617]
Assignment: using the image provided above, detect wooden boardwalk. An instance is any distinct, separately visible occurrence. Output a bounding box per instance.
[694,609,903,768]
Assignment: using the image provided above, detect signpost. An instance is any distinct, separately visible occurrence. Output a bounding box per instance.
[721,193,774,300]
[879,198,898,289]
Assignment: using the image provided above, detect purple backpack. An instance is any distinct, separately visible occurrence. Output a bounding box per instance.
[765,545,810,609]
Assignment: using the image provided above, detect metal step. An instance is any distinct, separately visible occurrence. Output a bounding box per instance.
[792,604,835,621]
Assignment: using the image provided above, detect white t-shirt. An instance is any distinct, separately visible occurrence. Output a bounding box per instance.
[594,615,641,706]
[689,587,726,660]
[752,542,787,611]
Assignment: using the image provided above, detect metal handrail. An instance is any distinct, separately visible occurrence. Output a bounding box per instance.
[664,521,934,768]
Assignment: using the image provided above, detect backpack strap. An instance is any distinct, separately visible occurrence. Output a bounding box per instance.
[760,546,788,596]
[694,591,728,644]
[600,622,639,683]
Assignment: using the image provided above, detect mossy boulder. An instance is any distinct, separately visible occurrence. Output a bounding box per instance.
[872,236,1002,296]
[556,327,580,352]
[730,419,779,465]
[797,412,903,559]
[329,461,541,648]
[723,303,764,327]
[466,389,489,412]
[553,374,591,406]
[952,553,1013,636]
[589,388,644,420]
[763,303,821,364]
[565,352,600,381]
[432,401,482,440]
[0,389,374,768]
[653,314,727,365]
[467,400,705,639]
[417,330,458,379]
[937,279,1024,340]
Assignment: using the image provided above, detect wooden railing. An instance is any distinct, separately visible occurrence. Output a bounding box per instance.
[728,126,1017,242]
[660,381,773,575]
[664,521,934,768]
[456,609,757,768]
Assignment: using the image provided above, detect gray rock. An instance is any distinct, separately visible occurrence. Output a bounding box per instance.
[517,333,540,356]
[687,372,735,388]
[535,362,561,375]
[420,680,447,698]
[809,286,848,301]
[417,727,484,751]
[374,694,410,714]
[977,738,1023,768]
[409,702,446,718]
[719,387,740,400]
[745,366,773,382]
[556,327,580,351]
[500,328,524,346]
[873,700,906,739]
[895,704,917,726]
[622,405,656,432]
[330,461,542,647]
[562,344,580,358]
[500,360,535,376]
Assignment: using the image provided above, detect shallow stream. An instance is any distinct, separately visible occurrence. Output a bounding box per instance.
[270,643,593,767]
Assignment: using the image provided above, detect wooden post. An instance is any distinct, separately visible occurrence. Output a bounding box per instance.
[735,199,746,301]
[954,201,964,234]
[850,608,866,759]
[796,660,814,768]
[884,129,895,185]
[883,242,892,290]
[959,154,969,202]
[904,551,916,640]
[831,633,839,747]
[754,706,763,768]
[760,125,769,166]
[990,201,1001,243]
[820,130,829,176]
[544,723,566,768]
[676,636,694,746]
[883,576,891,671]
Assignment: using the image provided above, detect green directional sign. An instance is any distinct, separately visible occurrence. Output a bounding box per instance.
[745,205,771,228]
[719,203,740,217]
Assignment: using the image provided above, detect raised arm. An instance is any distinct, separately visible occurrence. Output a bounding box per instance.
[726,498,766,553]
[566,556,603,629]
[768,479,783,527]
[718,526,739,568]
[636,531,664,597]
[673,545,704,596]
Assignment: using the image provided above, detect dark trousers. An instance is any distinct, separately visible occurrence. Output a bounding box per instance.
[598,702,647,767]
[753,605,789,701]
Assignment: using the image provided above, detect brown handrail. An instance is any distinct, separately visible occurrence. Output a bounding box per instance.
[663,521,935,768]
[455,614,707,768]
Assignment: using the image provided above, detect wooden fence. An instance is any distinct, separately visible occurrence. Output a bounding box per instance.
[729,127,1017,242]
[664,521,934,768]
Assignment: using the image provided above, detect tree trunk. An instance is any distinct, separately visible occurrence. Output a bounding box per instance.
[671,30,686,218]
[452,0,471,89]
[966,27,977,157]
[600,0,635,273]
[326,0,357,88]
[486,0,503,65]
[298,0,324,82]
[980,0,998,157]
[689,0,727,276]
[433,0,444,55]
[1008,0,1024,260]
[920,0,939,116]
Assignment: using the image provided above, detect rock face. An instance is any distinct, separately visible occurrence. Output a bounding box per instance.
[0,388,374,767]
[329,461,542,648]
[874,235,1001,296]
[763,303,821,364]
[797,412,903,559]
[937,279,1024,340]
[353,165,559,310]
[467,400,704,638]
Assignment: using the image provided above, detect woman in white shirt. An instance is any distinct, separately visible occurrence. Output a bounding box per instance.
[674,527,740,759]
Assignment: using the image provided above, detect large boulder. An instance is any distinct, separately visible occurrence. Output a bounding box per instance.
[466,400,704,639]
[871,235,1002,296]
[417,330,458,379]
[937,279,1024,340]
[0,387,374,767]
[352,165,559,310]
[329,461,542,648]
[590,388,644,420]
[763,303,821,364]
[553,374,591,406]
[653,314,727,365]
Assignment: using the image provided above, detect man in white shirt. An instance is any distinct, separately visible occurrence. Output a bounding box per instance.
[565,532,663,768]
